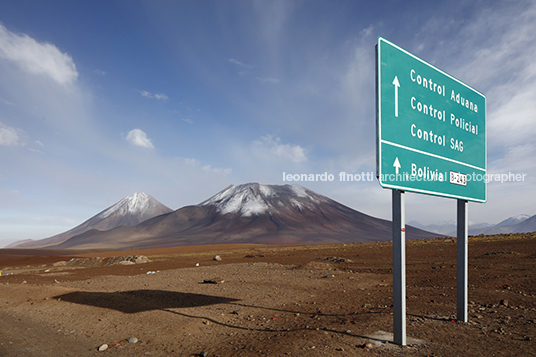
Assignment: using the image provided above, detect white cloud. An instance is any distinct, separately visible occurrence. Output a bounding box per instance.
[184,157,232,176]
[0,96,14,105]
[257,77,280,84]
[359,25,374,39]
[252,0,294,60]
[184,158,200,166]
[0,24,78,85]
[0,122,23,146]
[228,58,254,69]
[202,165,232,176]
[140,90,168,100]
[256,135,307,163]
[27,147,44,154]
[28,139,45,153]
[126,129,154,149]
[228,59,279,83]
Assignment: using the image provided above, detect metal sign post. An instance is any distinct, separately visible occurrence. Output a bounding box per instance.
[392,190,406,345]
[457,200,468,322]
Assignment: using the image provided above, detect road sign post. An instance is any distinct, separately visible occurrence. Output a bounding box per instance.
[392,190,406,345]
[376,37,486,345]
[457,200,469,322]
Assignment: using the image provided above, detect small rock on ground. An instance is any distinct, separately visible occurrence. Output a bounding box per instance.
[202,278,224,284]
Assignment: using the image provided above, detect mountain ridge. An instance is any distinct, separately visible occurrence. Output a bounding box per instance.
[49,183,441,250]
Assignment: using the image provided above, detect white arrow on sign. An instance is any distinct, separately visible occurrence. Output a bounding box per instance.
[392,76,400,117]
[393,157,401,174]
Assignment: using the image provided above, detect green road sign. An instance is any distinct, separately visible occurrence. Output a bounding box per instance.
[376,37,486,202]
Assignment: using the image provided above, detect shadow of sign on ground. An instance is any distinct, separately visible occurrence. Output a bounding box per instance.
[53,290,240,314]
[53,289,392,343]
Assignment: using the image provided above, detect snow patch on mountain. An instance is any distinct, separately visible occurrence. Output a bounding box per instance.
[259,184,274,197]
[209,185,235,203]
[290,184,308,198]
[218,190,269,216]
[98,192,156,219]
[241,196,269,216]
[201,184,271,217]
[495,214,531,227]
[201,182,326,217]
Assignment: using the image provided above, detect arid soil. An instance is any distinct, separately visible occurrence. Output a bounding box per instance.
[1,234,535,356]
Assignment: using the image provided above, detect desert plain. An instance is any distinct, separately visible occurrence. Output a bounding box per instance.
[1,233,535,356]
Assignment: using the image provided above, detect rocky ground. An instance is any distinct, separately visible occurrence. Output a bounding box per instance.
[1,233,535,356]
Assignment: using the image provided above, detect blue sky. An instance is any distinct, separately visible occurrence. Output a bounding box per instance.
[1,1,535,247]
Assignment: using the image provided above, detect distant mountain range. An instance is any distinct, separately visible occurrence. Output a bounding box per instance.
[474,214,536,235]
[7,183,439,250]
[409,213,535,236]
[10,183,533,251]
[6,193,173,249]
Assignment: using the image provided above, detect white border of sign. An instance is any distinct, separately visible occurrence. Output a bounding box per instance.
[377,37,487,202]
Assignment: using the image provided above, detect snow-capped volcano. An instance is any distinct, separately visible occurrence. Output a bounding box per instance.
[97,192,172,225]
[9,193,173,248]
[200,183,327,217]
